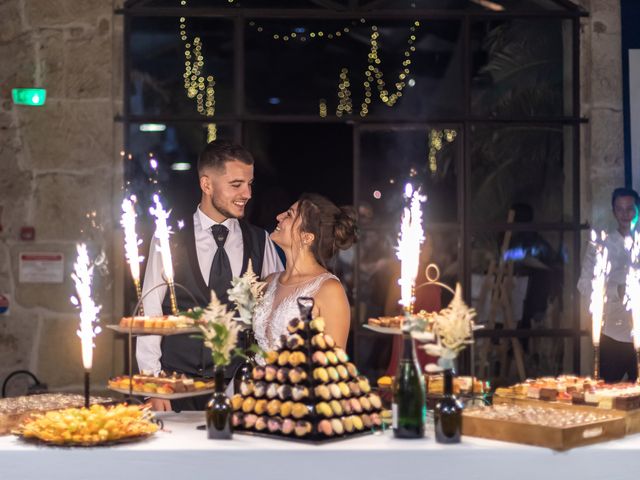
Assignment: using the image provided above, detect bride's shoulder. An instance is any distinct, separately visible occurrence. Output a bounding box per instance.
[263,272,281,284]
[315,275,345,298]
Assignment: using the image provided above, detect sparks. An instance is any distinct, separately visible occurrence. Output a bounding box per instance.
[71,244,102,370]
[149,194,175,284]
[121,196,143,283]
[590,230,610,346]
[396,183,426,311]
[625,230,640,350]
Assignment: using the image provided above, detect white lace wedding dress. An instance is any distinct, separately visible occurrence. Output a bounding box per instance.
[253,271,338,352]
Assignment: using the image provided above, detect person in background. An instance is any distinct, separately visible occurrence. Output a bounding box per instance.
[578,187,640,383]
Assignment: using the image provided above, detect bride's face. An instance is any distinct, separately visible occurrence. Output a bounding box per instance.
[271,202,302,249]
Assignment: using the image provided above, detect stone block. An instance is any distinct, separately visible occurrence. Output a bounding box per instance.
[18,100,112,170]
[65,19,112,99]
[590,0,621,35]
[0,314,40,388]
[39,29,66,99]
[590,29,622,108]
[590,109,624,168]
[0,34,36,100]
[0,0,24,43]
[24,0,112,29]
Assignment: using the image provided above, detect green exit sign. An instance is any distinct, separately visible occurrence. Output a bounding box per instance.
[12,88,47,106]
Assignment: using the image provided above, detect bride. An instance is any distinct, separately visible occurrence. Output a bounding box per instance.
[253,193,358,351]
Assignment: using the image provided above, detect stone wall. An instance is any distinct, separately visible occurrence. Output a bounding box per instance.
[0,0,124,392]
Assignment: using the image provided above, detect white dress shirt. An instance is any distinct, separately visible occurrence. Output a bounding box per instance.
[578,229,633,343]
[136,206,284,374]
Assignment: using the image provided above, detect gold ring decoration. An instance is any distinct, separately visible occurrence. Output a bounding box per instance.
[415,263,455,295]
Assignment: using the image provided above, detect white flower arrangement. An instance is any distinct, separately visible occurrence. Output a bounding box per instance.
[227,260,266,329]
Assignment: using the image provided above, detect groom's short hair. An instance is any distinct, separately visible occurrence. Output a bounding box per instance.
[198,140,254,174]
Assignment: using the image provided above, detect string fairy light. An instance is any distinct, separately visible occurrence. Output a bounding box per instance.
[428,129,457,174]
[247,18,364,43]
[336,68,353,117]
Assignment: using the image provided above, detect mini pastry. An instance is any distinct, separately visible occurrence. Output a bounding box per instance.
[292,402,309,419]
[340,399,353,415]
[370,412,382,426]
[232,412,244,427]
[350,397,363,413]
[277,384,292,401]
[268,417,282,433]
[338,382,351,398]
[255,416,268,431]
[312,351,328,366]
[315,385,332,401]
[324,334,336,349]
[330,399,343,416]
[331,418,344,435]
[311,334,327,350]
[294,420,311,437]
[346,362,359,378]
[318,419,334,436]
[244,413,258,429]
[342,415,354,433]
[242,397,256,413]
[287,318,304,334]
[327,367,340,382]
[266,383,279,399]
[280,401,293,417]
[329,383,342,399]
[292,385,309,401]
[357,375,371,394]
[286,334,305,350]
[289,351,306,367]
[334,347,349,363]
[281,418,295,435]
[361,413,373,429]
[288,367,307,384]
[368,393,382,410]
[253,381,267,398]
[360,396,372,411]
[276,367,290,383]
[240,381,254,396]
[252,366,265,380]
[313,367,330,383]
[336,365,349,380]
[352,415,364,431]
[232,394,244,411]
[348,381,361,396]
[316,402,333,418]
[325,351,339,365]
[310,317,325,333]
[265,350,279,364]
[265,365,278,382]
[278,351,291,366]
[254,399,268,415]
[267,399,282,416]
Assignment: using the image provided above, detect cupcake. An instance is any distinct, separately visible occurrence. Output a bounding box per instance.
[310,317,326,333]
[264,351,279,365]
[312,351,328,366]
[338,382,351,398]
[327,367,340,382]
[318,419,334,436]
[294,420,311,437]
[288,367,307,384]
[342,415,354,433]
[281,418,295,435]
[253,381,267,398]
[289,351,306,367]
[316,402,333,418]
[277,384,292,401]
[280,401,293,417]
[286,334,305,350]
[311,334,327,350]
[231,394,244,411]
[267,399,282,416]
[331,418,344,435]
[334,347,349,363]
[240,381,254,397]
[242,397,256,413]
[265,365,278,382]
[255,416,268,431]
[244,413,258,429]
[287,318,304,334]
[315,384,332,401]
[252,366,265,381]
[266,383,279,399]
[330,399,343,416]
[292,385,309,401]
[268,417,282,433]
[292,402,309,419]
[278,351,291,366]
[325,351,339,365]
[276,367,290,383]
[313,367,330,383]
[254,399,268,415]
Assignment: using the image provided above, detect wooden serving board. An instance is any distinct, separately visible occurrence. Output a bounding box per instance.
[462,410,626,451]
[493,395,640,435]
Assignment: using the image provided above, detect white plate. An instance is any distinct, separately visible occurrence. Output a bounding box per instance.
[362,324,403,335]
[108,387,215,400]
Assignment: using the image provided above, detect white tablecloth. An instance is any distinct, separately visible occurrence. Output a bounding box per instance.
[2,412,640,480]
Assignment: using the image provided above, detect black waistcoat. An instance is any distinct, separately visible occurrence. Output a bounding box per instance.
[159,215,266,378]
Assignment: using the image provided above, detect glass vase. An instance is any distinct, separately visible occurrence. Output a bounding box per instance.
[206,365,232,440]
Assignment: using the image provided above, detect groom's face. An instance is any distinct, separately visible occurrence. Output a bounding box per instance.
[201,160,253,220]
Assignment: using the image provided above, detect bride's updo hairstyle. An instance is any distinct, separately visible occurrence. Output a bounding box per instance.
[295,193,358,268]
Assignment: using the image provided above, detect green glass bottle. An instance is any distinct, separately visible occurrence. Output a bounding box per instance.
[434,369,463,443]
[392,334,426,438]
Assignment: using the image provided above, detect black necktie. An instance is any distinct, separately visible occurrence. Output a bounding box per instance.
[209,224,232,304]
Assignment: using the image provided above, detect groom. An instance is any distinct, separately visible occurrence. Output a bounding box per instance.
[137,140,283,411]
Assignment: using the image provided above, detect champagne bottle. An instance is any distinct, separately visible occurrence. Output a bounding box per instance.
[392,334,426,438]
[434,368,463,443]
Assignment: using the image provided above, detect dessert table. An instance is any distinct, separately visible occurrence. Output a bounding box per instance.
[2,411,640,480]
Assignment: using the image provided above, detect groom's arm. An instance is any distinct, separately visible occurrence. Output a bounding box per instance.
[261,231,284,278]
